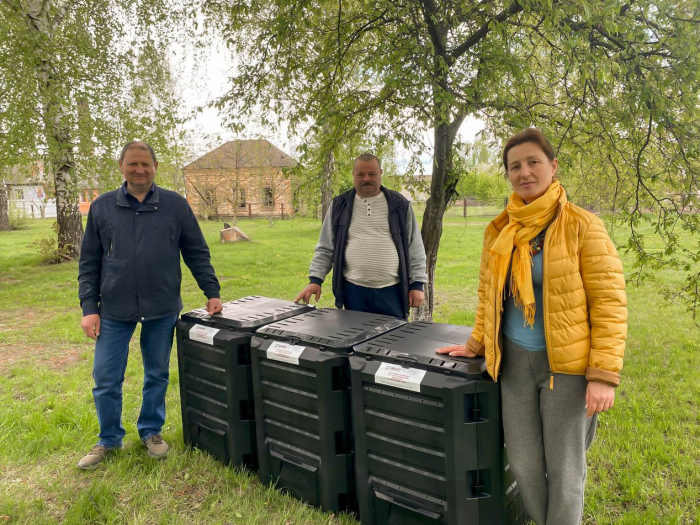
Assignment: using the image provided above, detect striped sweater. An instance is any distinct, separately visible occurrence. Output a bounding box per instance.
[343,193,400,288]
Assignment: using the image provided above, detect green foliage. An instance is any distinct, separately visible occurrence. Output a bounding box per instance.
[32,221,75,264]
[7,200,30,231]
[291,140,356,218]
[205,0,700,317]
[456,168,511,202]
[453,138,510,201]
[0,0,192,253]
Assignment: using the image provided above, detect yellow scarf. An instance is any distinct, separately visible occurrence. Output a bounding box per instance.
[490,180,566,327]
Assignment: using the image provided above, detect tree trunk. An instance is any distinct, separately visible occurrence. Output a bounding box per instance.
[0,181,10,231]
[31,0,83,257]
[46,102,82,257]
[414,114,466,321]
[321,151,334,221]
[53,148,83,257]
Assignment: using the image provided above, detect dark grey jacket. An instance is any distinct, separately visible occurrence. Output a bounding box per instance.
[78,185,220,322]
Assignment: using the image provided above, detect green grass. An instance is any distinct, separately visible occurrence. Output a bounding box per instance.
[0,215,699,524]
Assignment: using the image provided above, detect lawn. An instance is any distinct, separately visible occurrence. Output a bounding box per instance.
[0,214,698,524]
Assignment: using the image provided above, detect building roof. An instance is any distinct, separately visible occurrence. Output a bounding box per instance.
[183,139,297,171]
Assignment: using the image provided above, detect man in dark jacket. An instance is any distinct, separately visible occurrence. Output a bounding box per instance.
[296,153,427,318]
[77,140,222,469]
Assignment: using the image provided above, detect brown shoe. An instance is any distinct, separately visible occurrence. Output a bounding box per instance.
[143,434,169,458]
[77,445,121,470]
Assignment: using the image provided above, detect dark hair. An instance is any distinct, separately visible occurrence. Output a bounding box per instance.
[120,141,157,164]
[502,128,555,172]
[353,153,382,170]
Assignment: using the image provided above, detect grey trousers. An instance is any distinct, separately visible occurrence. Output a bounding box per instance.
[500,338,597,525]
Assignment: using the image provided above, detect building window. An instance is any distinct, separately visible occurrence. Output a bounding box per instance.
[14,189,24,200]
[237,188,246,208]
[204,189,216,206]
[262,187,273,208]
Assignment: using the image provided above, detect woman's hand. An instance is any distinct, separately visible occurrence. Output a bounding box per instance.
[436,345,477,358]
[585,381,615,418]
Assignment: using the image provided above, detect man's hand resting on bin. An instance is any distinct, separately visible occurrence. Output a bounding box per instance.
[435,344,477,358]
[206,298,223,315]
[296,283,322,304]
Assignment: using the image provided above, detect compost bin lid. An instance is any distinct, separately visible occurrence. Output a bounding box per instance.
[255,308,406,350]
[353,321,487,378]
[181,296,314,331]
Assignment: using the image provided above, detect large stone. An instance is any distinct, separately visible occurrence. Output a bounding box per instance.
[220,226,251,243]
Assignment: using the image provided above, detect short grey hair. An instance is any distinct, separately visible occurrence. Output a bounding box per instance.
[353,153,382,170]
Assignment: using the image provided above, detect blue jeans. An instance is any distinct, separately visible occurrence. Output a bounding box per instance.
[342,280,406,319]
[92,314,178,448]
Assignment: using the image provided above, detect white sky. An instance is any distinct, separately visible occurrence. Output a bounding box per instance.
[173,42,485,173]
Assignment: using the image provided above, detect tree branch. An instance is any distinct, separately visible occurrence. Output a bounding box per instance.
[666,15,700,24]
[450,1,524,60]
[418,0,447,58]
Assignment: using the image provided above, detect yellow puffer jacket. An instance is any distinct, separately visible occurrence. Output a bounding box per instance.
[467,193,627,386]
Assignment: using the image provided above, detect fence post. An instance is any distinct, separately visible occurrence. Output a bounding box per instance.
[463,199,467,218]
[248,203,252,219]
[281,203,284,220]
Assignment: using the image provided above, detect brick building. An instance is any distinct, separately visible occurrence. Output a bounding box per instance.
[182,140,296,219]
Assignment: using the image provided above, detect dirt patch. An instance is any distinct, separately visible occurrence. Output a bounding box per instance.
[0,343,91,371]
[0,308,89,371]
[0,308,43,332]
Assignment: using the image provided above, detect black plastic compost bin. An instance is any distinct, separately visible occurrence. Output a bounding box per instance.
[250,308,406,513]
[349,321,526,525]
[176,296,313,469]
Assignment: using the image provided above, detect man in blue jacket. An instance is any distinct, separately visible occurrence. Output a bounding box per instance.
[77,140,222,469]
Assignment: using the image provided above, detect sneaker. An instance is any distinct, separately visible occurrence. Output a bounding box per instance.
[143,434,169,458]
[77,445,121,470]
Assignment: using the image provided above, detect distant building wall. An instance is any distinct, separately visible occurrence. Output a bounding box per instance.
[183,167,294,219]
[9,185,56,218]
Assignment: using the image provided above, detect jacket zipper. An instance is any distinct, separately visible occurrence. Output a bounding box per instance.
[134,213,141,319]
[542,214,561,390]
[494,279,500,379]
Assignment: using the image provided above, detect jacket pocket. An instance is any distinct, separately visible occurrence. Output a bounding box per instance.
[99,222,114,259]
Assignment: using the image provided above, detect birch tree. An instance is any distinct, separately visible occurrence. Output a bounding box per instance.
[0,0,187,256]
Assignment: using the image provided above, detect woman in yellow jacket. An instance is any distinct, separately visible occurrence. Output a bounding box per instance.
[438,128,626,525]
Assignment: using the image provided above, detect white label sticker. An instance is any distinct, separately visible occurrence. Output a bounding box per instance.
[267,341,306,365]
[189,324,220,345]
[375,362,427,392]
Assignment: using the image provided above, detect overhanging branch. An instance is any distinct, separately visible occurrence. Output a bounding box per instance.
[450,1,524,61]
